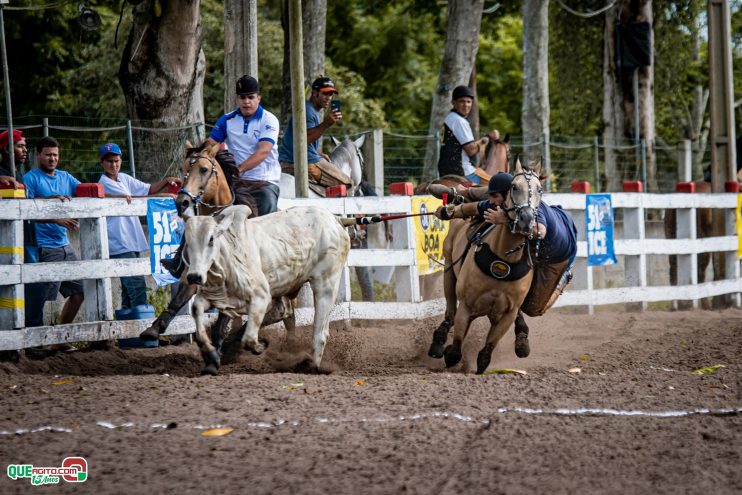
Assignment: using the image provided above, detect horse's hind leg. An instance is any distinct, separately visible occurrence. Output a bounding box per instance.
[428,266,458,358]
[477,311,520,374]
[514,311,530,358]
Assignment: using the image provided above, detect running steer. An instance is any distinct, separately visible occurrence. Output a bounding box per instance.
[183,204,350,375]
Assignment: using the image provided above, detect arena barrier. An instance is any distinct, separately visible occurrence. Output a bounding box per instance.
[0,193,740,350]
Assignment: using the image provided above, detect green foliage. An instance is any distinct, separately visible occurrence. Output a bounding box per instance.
[147,285,171,316]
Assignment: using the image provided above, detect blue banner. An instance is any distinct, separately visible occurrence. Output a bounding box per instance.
[146,198,184,286]
[586,194,617,266]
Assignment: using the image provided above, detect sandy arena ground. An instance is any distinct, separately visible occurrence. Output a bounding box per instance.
[0,308,740,494]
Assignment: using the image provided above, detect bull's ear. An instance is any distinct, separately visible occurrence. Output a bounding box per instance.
[354,134,366,149]
[331,136,341,147]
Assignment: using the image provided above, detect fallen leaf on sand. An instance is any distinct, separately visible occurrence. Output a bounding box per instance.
[568,367,582,374]
[201,428,233,437]
[483,369,527,376]
[51,379,76,385]
[691,364,725,376]
[284,382,305,390]
[579,355,590,361]
[353,379,366,386]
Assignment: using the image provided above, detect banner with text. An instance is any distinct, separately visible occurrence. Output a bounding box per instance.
[586,193,617,266]
[412,196,450,275]
[146,198,184,286]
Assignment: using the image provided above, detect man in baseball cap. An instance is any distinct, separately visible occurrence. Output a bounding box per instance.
[235,75,260,95]
[311,76,339,95]
[0,129,26,187]
[99,142,122,158]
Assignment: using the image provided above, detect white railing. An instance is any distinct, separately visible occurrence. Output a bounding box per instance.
[0,193,740,350]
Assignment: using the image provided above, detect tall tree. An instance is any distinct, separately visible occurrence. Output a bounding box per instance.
[521,0,550,166]
[281,0,327,125]
[421,0,485,180]
[602,0,656,192]
[119,0,205,183]
[223,0,258,113]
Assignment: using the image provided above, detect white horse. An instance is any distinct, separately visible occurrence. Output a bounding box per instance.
[280,134,366,198]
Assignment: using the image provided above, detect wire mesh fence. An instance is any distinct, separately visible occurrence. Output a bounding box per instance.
[2,116,713,193]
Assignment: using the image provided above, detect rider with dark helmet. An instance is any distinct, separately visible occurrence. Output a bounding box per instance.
[434,171,577,318]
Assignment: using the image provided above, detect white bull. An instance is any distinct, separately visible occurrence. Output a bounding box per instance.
[184,205,351,375]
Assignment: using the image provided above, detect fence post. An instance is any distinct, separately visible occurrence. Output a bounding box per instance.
[42,117,48,137]
[569,205,593,315]
[390,200,420,303]
[79,216,113,322]
[725,205,741,307]
[678,139,692,182]
[593,135,600,193]
[623,201,647,312]
[675,201,698,310]
[0,214,24,329]
[364,129,384,196]
[640,139,647,192]
[126,120,136,179]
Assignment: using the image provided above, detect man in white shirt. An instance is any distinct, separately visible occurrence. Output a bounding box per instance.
[437,85,499,184]
[98,143,181,309]
[206,75,281,215]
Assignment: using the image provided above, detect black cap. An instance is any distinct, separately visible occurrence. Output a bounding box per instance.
[452,85,475,101]
[488,172,514,194]
[311,76,338,94]
[236,75,259,95]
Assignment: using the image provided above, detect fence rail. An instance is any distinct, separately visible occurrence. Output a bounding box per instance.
[1,192,740,351]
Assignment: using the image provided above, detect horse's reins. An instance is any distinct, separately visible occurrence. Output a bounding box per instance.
[180,152,235,216]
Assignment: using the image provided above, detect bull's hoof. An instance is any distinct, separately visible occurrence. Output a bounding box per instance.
[443,345,461,368]
[201,363,219,376]
[476,343,495,374]
[248,340,266,356]
[139,326,161,342]
[514,333,530,358]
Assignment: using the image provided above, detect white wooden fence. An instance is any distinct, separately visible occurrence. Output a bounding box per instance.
[1,192,740,351]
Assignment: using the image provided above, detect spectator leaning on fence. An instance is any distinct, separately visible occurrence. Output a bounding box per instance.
[22,136,84,346]
[97,142,182,309]
[0,129,26,188]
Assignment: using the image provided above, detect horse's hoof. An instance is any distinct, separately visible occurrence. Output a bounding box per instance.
[476,343,495,374]
[428,342,445,359]
[514,333,530,358]
[139,326,161,342]
[443,345,461,368]
[201,363,219,376]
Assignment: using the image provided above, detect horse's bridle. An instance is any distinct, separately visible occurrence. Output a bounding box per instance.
[502,169,540,238]
[180,152,234,216]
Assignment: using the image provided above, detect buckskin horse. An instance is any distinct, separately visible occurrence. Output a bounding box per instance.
[427,159,543,374]
[139,142,295,349]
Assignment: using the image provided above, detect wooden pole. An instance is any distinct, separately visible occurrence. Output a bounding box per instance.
[289,0,308,198]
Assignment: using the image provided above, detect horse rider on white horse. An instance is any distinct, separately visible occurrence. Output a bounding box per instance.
[278,76,353,194]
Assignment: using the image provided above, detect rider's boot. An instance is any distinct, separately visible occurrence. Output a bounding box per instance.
[161,239,185,278]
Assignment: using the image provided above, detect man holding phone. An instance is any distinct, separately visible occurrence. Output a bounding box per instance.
[279,76,352,192]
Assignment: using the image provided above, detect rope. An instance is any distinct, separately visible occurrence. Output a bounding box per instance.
[555,0,617,18]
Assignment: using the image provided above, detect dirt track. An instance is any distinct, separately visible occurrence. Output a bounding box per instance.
[1,308,740,494]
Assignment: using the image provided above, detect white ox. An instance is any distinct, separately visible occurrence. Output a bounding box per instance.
[183,204,351,375]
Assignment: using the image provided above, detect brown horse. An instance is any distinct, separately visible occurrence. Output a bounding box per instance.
[414,134,511,196]
[140,142,294,359]
[428,159,543,374]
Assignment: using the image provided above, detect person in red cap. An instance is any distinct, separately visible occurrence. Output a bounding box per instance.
[0,129,27,188]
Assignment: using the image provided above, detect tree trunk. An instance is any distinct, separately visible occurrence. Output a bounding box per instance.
[119,0,205,183]
[467,67,479,138]
[421,0,485,181]
[281,0,326,126]
[521,0,550,168]
[602,0,656,192]
[223,0,258,114]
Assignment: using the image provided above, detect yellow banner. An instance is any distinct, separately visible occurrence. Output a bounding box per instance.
[737,195,742,259]
[412,196,450,275]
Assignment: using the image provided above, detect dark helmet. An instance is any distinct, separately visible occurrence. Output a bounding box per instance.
[236,75,259,95]
[488,172,513,194]
[452,85,475,101]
